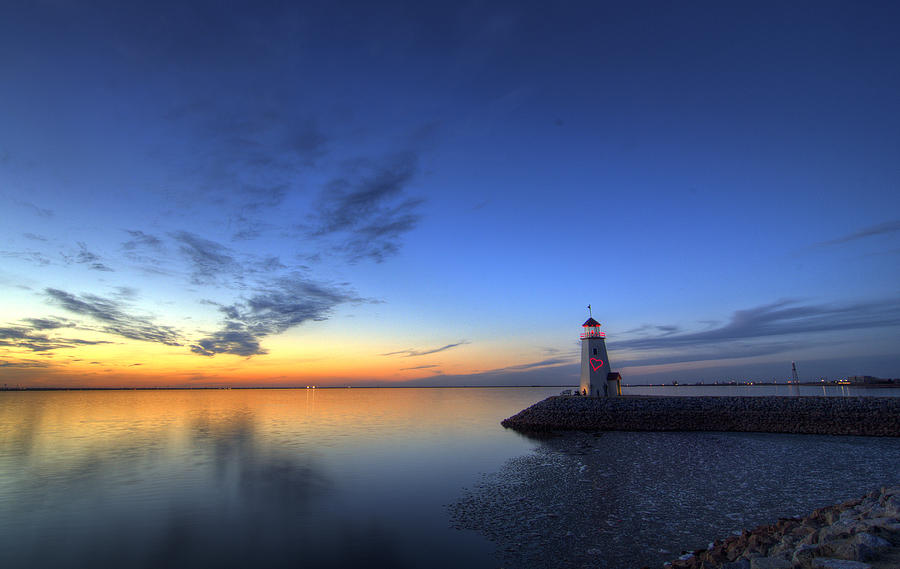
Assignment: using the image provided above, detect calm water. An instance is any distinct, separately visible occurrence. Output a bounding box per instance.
[0,387,559,569]
[2,386,899,569]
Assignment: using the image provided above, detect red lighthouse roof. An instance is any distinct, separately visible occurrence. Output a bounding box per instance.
[582,317,601,327]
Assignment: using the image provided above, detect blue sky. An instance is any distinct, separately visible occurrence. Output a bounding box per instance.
[1,0,899,386]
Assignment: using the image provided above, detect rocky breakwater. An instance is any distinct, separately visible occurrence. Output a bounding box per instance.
[500,396,900,437]
[663,485,900,569]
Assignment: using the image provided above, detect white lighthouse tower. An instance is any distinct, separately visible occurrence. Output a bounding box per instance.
[580,311,621,397]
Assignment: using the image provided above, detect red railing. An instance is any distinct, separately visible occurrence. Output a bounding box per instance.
[580,330,606,339]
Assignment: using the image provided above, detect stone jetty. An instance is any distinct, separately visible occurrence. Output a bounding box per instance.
[501,396,900,437]
[661,485,900,569]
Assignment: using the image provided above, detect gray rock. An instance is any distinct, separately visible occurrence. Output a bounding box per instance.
[824,531,891,562]
[882,494,900,517]
[818,521,857,544]
[722,560,751,569]
[856,517,900,534]
[851,531,890,547]
[856,502,884,519]
[767,542,791,557]
[793,543,823,567]
[849,532,891,559]
[810,558,873,569]
[749,557,791,569]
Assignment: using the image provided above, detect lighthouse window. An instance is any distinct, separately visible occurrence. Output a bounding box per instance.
[592,348,598,355]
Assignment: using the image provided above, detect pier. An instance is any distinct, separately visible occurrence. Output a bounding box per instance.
[501,395,900,437]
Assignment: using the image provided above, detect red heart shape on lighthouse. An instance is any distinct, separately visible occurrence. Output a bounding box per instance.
[590,358,603,371]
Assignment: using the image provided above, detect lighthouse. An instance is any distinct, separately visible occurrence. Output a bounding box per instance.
[580,314,621,397]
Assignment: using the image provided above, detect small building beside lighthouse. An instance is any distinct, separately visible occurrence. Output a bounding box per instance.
[580,316,622,397]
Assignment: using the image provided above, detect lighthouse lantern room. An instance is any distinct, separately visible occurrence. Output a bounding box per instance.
[579,313,621,397]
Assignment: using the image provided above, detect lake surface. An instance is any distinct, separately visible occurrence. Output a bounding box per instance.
[0,387,559,569]
[2,386,898,569]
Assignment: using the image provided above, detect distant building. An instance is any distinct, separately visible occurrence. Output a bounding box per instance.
[848,375,887,384]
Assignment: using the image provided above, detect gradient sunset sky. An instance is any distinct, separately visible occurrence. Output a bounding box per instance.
[2,0,899,387]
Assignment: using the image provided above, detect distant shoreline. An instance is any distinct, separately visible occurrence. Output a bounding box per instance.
[625,381,900,388]
[2,382,897,391]
[0,385,577,391]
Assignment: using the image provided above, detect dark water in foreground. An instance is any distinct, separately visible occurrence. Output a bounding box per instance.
[452,430,900,569]
[2,387,899,569]
[0,388,557,569]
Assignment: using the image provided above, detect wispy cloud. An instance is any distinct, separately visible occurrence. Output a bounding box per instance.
[818,220,900,246]
[122,230,163,251]
[160,102,329,240]
[0,324,111,353]
[45,288,182,346]
[190,322,263,358]
[238,184,289,212]
[398,357,579,387]
[120,229,173,274]
[1,250,52,266]
[613,298,900,367]
[497,357,575,371]
[614,341,802,368]
[17,201,53,218]
[63,242,114,272]
[617,299,900,351]
[381,341,469,357]
[311,153,423,262]
[624,324,681,336]
[21,317,73,330]
[170,231,241,285]
[0,359,53,368]
[165,102,329,179]
[400,364,440,371]
[190,275,357,357]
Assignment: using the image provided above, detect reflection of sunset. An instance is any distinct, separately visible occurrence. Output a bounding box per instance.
[0,388,544,468]
[0,387,559,568]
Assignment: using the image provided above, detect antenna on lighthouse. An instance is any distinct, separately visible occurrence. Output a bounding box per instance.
[587,304,592,318]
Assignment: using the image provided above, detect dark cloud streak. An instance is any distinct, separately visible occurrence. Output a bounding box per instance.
[616,299,900,352]
[498,357,574,371]
[818,220,900,246]
[122,230,163,250]
[311,153,423,262]
[17,201,53,218]
[45,288,182,346]
[0,324,112,353]
[382,341,469,357]
[22,317,72,330]
[170,231,240,285]
[190,276,357,357]
[72,242,113,272]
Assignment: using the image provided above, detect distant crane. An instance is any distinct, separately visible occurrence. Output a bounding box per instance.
[791,361,800,384]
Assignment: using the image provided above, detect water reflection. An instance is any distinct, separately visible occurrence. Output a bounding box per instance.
[0,388,558,569]
[0,395,336,568]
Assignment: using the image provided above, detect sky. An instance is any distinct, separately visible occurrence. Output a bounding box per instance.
[1,0,899,387]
